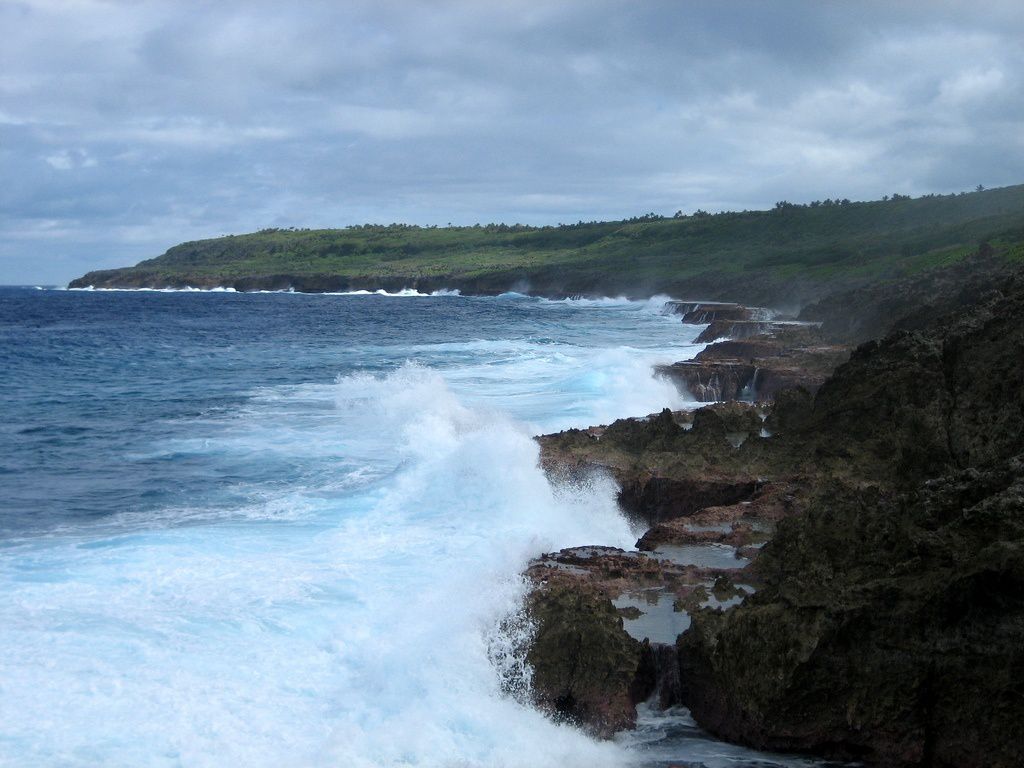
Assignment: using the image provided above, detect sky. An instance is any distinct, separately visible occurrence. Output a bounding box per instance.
[2,0,1023,284]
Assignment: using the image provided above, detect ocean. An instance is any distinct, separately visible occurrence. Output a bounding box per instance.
[0,287,834,767]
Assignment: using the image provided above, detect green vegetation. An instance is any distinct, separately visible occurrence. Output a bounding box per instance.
[70,184,1024,304]
[1000,233,1024,263]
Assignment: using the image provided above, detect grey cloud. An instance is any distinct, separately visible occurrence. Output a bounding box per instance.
[1,0,1023,283]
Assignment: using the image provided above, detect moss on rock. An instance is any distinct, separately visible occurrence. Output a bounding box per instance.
[525,583,644,737]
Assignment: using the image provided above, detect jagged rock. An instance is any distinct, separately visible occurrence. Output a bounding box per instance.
[679,461,1024,767]
[600,408,685,452]
[763,388,814,436]
[537,402,802,525]
[695,320,782,343]
[530,271,1024,763]
[656,360,830,403]
[665,301,748,320]
[676,277,1024,767]
[657,361,759,402]
[528,546,744,594]
[657,326,850,403]
[525,582,643,737]
[680,304,754,324]
[695,338,793,360]
[636,519,768,552]
[523,543,731,737]
[527,268,1024,765]
[793,277,1024,485]
[618,474,761,524]
[690,401,765,436]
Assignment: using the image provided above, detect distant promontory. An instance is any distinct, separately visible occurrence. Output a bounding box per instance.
[70,184,1024,306]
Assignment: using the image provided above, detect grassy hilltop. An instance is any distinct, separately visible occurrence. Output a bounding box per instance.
[70,184,1024,305]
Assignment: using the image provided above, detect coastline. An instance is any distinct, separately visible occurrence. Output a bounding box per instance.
[522,300,847,743]
[0,287,696,766]
[521,266,1024,767]
[63,183,1024,309]
[8,267,1022,765]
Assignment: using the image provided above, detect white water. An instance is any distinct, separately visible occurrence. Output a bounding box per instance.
[66,285,466,296]
[1,296,714,767]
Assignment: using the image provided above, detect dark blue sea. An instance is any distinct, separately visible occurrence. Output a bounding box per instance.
[0,286,834,767]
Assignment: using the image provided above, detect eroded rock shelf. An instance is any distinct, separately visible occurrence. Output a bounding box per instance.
[523,271,1024,768]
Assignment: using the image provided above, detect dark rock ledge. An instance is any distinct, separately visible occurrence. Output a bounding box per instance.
[658,320,852,403]
[522,276,1024,767]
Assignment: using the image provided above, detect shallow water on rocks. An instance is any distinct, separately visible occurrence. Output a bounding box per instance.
[614,589,692,643]
[621,705,857,768]
[651,542,750,569]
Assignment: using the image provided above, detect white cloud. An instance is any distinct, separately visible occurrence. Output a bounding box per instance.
[328,104,440,140]
[44,149,97,170]
[0,109,29,125]
[2,0,1024,283]
[100,119,291,148]
[939,68,1006,105]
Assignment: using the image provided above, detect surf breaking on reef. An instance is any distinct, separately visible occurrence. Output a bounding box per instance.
[0,290,694,766]
[62,285,462,296]
[0,288,831,766]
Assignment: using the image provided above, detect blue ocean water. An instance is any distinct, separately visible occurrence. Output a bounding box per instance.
[0,287,831,767]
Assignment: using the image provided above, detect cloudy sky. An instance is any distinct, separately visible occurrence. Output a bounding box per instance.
[2,0,1022,284]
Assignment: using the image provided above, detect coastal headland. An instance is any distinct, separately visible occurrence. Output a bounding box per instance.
[523,246,1024,767]
[70,184,1024,309]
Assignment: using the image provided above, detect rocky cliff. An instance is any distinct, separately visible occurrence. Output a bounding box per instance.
[527,271,1024,766]
[656,324,850,403]
[677,274,1024,767]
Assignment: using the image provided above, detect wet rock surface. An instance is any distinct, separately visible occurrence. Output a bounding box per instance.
[527,272,1024,765]
[636,518,769,552]
[664,301,758,322]
[524,539,759,734]
[679,458,1024,767]
[658,324,851,403]
[674,275,1024,767]
[524,579,643,737]
[538,401,813,528]
[694,319,783,343]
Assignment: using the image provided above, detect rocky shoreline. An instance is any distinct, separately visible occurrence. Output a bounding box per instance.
[521,254,1024,767]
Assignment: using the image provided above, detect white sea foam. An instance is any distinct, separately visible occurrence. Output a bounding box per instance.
[67,285,240,293]
[64,285,402,295]
[64,285,462,296]
[2,287,840,767]
[537,294,673,314]
[64,284,233,293]
[0,293,716,766]
[59,286,672,312]
[323,288,433,297]
[0,366,640,767]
